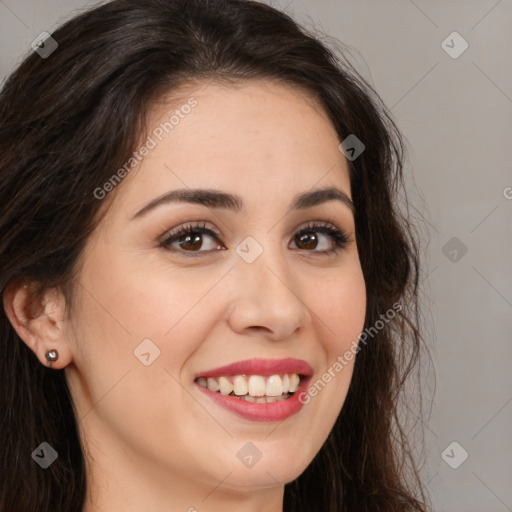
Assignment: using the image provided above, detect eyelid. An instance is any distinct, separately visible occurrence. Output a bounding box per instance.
[158,220,223,245]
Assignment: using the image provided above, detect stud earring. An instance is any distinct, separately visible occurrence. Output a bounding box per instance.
[45,349,59,366]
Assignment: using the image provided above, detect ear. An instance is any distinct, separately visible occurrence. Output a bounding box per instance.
[2,279,73,369]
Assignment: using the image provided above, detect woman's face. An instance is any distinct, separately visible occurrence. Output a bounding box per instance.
[64,79,367,508]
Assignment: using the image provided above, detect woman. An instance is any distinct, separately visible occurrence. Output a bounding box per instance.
[0,0,431,510]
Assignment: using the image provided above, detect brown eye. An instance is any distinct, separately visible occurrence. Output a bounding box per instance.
[290,222,349,255]
[294,231,319,250]
[160,222,224,254]
[159,221,349,257]
[176,232,203,251]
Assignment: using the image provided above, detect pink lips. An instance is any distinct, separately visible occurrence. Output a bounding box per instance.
[194,358,313,422]
[194,357,313,379]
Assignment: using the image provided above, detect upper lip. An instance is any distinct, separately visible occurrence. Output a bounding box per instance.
[195,358,313,379]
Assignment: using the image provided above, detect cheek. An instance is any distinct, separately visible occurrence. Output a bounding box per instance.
[297,267,366,440]
[314,266,367,354]
[78,252,219,340]
[66,265,211,463]
[69,258,231,414]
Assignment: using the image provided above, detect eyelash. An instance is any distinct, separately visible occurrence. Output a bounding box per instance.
[158,220,350,258]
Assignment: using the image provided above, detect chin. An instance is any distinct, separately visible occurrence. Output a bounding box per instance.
[220,448,313,491]
[221,467,302,492]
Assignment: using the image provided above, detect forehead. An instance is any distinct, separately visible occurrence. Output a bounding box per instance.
[110,78,352,218]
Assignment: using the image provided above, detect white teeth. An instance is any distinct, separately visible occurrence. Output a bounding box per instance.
[250,395,288,403]
[233,375,248,396]
[206,377,219,392]
[266,375,282,396]
[289,373,300,393]
[248,375,266,397]
[281,374,290,393]
[198,372,303,398]
[218,376,233,395]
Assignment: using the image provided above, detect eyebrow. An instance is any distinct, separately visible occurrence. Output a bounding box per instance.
[131,185,354,219]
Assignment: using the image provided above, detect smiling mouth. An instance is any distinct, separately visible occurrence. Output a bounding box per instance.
[194,372,304,403]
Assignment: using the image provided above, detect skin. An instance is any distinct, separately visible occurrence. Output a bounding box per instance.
[5,79,367,512]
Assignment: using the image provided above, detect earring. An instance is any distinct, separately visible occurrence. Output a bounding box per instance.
[45,349,59,366]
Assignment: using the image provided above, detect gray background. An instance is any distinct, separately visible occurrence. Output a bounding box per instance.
[1,1,511,511]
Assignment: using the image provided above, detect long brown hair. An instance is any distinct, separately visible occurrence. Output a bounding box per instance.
[0,0,432,510]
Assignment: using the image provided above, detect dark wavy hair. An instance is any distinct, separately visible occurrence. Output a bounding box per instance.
[0,0,432,510]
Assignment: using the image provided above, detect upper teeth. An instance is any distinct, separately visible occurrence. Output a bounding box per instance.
[196,373,301,397]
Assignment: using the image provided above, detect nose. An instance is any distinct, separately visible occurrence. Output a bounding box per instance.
[226,249,312,341]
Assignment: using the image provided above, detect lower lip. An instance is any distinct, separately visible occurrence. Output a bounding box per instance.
[195,377,311,422]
